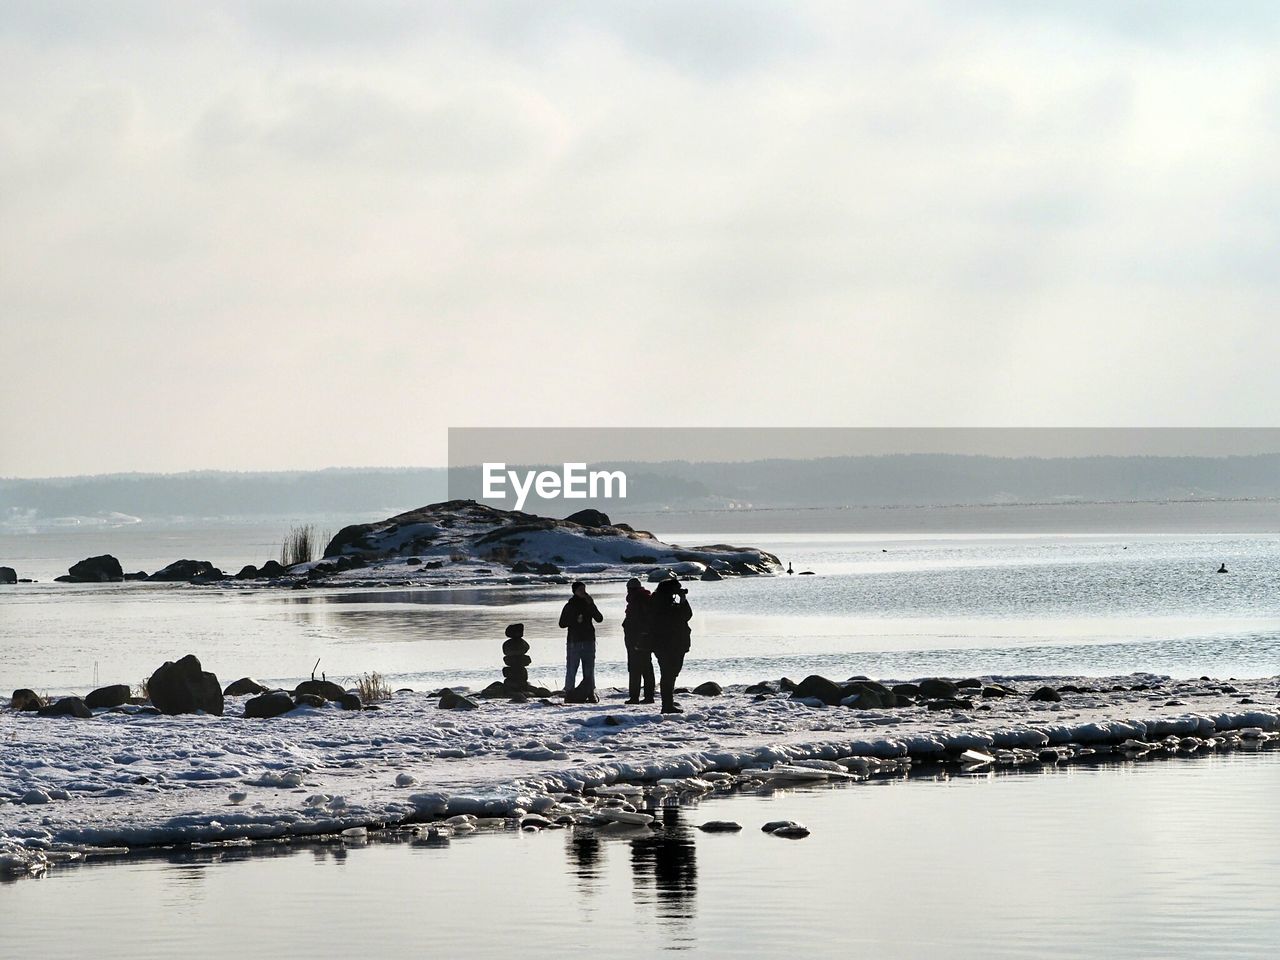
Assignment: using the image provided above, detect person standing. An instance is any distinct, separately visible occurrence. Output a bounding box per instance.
[648,578,692,714]
[559,580,603,703]
[622,577,655,704]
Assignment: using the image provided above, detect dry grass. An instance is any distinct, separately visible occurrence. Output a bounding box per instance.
[355,672,392,703]
[281,524,319,566]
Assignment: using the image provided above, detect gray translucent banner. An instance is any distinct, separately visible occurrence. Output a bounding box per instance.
[448,427,1280,516]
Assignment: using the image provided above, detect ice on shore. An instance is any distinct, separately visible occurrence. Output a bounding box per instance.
[2,673,1279,852]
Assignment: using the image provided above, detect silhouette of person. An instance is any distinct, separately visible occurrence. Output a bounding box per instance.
[623,578,655,704]
[559,580,603,702]
[649,578,693,714]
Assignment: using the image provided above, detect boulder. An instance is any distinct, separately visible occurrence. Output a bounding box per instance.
[502,637,530,657]
[85,684,132,709]
[982,685,1015,698]
[1029,686,1062,703]
[504,623,525,639]
[0,566,16,584]
[294,693,325,708]
[38,696,92,719]
[223,677,268,697]
[504,654,533,667]
[918,678,959,699]
[564,509,611,528]
[336,692,362,711]
[295,679,347,702]
[235,565,260,579]
[926,698,974,711]
[479,681,513,698]
[244,692,295,719]
[502,665,529,684]
[700,568,724,581]
[148,560,224,582]
[691,681,723,696]
[147,655,224,715]
[67,555,124,583]
[792,675,845,706]
[956,678,983,689]
[257,560,288,579]
[11,688,46,711]
[438,689,479,710]
[123,571,149,580]
[743,682,775,695]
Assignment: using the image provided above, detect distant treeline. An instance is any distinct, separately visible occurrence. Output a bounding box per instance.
[4,454,1280,522]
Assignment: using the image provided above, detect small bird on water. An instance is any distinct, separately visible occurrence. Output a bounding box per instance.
[1217,563,1228,574]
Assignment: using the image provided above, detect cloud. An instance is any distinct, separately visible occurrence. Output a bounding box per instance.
[2,2,1279,475]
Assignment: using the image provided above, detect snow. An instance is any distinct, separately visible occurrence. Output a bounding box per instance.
[3,673,1280,860]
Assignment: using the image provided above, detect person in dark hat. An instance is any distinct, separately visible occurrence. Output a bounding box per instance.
[559,580,603,703]
[648,578,692,714]
[623,577,655,704]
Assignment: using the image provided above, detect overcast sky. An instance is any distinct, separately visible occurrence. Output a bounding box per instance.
[3,1,1280,477]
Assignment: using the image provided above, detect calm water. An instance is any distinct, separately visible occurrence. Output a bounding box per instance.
[8,752,1280,958]
[2,522,1279,692]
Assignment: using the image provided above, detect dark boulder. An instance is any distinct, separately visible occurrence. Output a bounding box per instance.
[223,677,268,697]
[67,555,125,583]
[891,683,921,698]
[235,565,260,579]
[505,623,525,639]
[701,568,724,581]
[564,509,611,528]
[123,571,149,581]
[502,637,530,657]
[744,682,775,695]
[337,692,362,711]
[438,689,479,710]
[692,681,723,696]
[321,523,378,558]
[778,677,798,693]
[148,560,223,583]
[406,557,422,565]
[792,675,844,706]
[918,678,959,699]
[38,696,92,719]
[11,688,45,711]
[294,693,326,708]
[956,678,983,689]
[504,654,533,667]
[927,698,974,711]
[244,692,296,719]
[295,679,347,702]
[147,655,224,716]
[85,684,132,709]
[257,560,288,579]
[0,566,16,584]
[479,681,513,698]
[1029,686,1062,703]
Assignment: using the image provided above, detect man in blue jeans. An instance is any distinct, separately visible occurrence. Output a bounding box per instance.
[559,580,603,703]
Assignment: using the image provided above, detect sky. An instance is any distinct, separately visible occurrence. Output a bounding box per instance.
[4,1,1280,477]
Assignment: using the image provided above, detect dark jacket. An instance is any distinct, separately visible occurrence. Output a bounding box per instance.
[559,594,603,644]
[648,593,692,654]
[622,585,652,648]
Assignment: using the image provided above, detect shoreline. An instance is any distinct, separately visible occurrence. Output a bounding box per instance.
[5,672,1279,876]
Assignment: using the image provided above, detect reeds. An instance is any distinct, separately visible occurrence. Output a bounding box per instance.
[281,525,322,567]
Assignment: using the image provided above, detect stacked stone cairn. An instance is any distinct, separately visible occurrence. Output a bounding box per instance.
[502,623,531,692]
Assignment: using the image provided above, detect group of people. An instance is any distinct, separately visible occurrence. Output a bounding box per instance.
[558,577,693,714]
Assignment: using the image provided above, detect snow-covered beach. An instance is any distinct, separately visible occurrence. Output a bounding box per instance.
[6,671,1280,876]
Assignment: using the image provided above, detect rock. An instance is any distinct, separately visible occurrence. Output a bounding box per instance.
[223,677,268,697]
[438,689,479,710]
[67,554,125,583]
[504,654,533,667]
[504,623,525,639]
[691,681,723,696]
[743,682,775,695]
[147,654,224,716]
[11,688,45,711]
[406,557,422,565]
[511,560,562,575]
[503,666,530,684]
[235,565,259,579]
[244,692,296,719]
[123,571,149,580]
[84,684,132,709]
[761,820,810,838]
[778,677,798,693]
[0,566,16,584]
[1029,686,1062,703]
[148,560,224,582]
[294,693,325,708]
[37,696,92,719]
[648,569,678,583]
[698,821,742,832]
[295,679,347,702]
[700,568,724,581]
[918,678,959,699]
[257,560,288,578]
[21,789,52,805]
[564,508,611,528]
[792,675,845,706]
[956,678,983,689]
[479,681,513,698]
[336,692,362,710]
[502,637,530,656]
[926,698,974,711]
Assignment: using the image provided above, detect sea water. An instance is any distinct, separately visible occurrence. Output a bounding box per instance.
[6,752,1280,958]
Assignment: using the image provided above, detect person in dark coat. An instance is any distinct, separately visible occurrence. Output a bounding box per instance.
[648,578,692,714]
[622,578,655,704]
[559,580,603,703]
